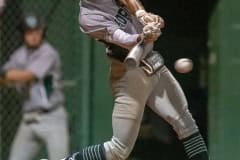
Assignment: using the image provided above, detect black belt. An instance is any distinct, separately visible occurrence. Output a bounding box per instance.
[100,40,129,62]
[23,106,61,124]
[25,105,62,115]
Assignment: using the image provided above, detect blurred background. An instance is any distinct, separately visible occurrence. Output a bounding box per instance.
[0,0,239,160]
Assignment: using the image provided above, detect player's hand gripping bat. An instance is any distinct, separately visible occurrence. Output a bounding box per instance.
[124,22,161,69]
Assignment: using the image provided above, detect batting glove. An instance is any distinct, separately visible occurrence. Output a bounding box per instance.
[143,22,162,42]
[135,10,165,28]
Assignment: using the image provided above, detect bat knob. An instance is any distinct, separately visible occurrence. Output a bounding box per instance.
[124,58,138,70]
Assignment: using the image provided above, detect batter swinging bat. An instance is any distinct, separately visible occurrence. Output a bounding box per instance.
[124,38,153,69]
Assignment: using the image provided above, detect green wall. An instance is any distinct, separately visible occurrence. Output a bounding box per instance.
[0,1,112,159]
[208,0,240,159]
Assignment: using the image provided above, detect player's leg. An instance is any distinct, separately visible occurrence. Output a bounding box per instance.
[147,66,209,160]
[103,61,158,160]
[38,107,69,160]
[63,63,156,160]
[9,121,40,160]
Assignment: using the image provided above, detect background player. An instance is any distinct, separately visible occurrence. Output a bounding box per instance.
[0,0,4,16]
[62,0,209,160]
[0,13,69,160]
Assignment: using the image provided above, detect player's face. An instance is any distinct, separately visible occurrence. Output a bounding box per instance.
[24,29,43,48]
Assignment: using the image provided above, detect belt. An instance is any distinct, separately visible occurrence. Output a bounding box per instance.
[24,103,61,114]
[23,105,61,124]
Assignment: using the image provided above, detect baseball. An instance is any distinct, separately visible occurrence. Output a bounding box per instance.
[174,58,193,73]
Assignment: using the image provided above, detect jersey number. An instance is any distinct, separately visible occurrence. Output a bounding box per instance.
[115,8,130,28]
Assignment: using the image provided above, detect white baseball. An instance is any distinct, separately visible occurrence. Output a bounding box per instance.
[174,58,193,73]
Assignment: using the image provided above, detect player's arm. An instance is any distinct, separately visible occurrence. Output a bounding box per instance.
[110,29,143,50]
[80,13,143,50]
[0,52,54,84]
[5,70,36,83]
[110,22,162,50]
[85,25,159,50]
[79,7,160,50]
[0,53,36,85]
[118,0,144,15]
[0,69,36,84]
[118,0,164,28]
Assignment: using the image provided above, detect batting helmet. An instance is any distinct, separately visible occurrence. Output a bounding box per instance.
[21,13,45,32]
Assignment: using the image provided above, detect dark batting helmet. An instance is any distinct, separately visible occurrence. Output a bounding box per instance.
[21,13,45,32]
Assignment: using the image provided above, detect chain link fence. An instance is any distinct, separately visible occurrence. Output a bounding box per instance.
[0,0,23,159]
[0,0,87,159]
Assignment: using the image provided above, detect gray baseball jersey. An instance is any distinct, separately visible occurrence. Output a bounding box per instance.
[80,0,143,49]
[80,0,143,35]
[3,41,64,112]
[80,0,144,61]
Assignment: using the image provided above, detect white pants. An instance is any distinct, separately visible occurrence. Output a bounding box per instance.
[9,107,69,160]
[104,59,198,160]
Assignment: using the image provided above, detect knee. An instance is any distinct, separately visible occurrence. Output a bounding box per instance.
[104,137,132,160]
[168,109,199,139]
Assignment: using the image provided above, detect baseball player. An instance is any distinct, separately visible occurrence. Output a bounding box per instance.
[0,14,69,160]
[62,0,209,160]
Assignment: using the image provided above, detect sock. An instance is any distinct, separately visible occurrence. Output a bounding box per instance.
[62,144,106,160]
[182,132,209,160]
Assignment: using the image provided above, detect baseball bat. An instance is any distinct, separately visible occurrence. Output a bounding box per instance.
[124,39,153,69]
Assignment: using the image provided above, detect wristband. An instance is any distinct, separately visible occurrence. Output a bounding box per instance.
[135,9,146,18]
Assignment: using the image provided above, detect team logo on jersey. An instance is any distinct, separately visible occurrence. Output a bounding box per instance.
[114,7,131,28]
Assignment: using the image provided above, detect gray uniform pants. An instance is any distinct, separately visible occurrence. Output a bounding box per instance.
[9,107,69,160]
[104,59,198,160]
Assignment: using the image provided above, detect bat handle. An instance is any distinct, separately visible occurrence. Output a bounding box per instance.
[124,42,154,69]
[124,40,144,69]
[124,59,138,70]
